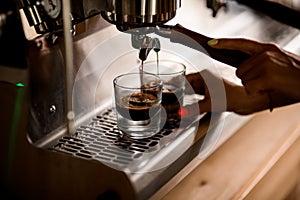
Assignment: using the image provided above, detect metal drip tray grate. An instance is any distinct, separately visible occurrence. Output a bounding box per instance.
[49,108,192,170]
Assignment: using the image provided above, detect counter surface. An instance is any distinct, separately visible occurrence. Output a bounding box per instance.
[154,104,300,200]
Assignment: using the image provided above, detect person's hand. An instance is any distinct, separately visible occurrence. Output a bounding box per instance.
[208,38,300,100]
[181,70,270,118]
[180,38,300,118]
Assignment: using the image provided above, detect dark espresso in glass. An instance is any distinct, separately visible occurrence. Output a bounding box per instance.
[116,92,159,121]
[162,85,184,121]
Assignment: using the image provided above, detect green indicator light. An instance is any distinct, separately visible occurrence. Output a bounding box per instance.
[16,82,24,87]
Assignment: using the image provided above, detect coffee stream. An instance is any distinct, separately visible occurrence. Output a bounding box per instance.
[139,49,182,122]
[116,51,161,122]
[118,50,160,121]
[139,37,161,83]
[156,51,159,74]
[140,46,160,83]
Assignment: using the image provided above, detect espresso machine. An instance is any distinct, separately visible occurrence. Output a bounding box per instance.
[0,0,275,199]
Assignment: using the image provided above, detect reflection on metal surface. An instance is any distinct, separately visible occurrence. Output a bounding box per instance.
[50,108,200,171]
[102,0,181,31]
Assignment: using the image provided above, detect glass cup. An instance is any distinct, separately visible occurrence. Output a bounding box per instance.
[113,73,163,139]
[140,60,186,123]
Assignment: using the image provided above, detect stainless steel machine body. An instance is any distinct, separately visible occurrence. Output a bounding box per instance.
[1,0,206,199]
[1,0,300,199]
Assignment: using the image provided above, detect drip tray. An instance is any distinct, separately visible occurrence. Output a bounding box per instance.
[48,104,205,199]
[49,107,203,171]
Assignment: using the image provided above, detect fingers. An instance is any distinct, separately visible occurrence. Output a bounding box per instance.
[208,38,293,96]
[182,70,228,118]
[208,38,271,56]
[236,51,269,79]
[185,72,206,95]
[236,51,291,95]
[185,70,223,97]
[243,78,269,95]
[178,100,211,118]
[182,72,209,118]
[183,72,210,118]
[182,69,271,116]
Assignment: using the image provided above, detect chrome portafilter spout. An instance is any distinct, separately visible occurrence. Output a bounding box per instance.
[137,36,160,61]
[129,27,161,61]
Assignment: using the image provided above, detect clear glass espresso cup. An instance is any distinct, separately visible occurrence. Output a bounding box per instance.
[113,73,163,139]
[140,60,186,123]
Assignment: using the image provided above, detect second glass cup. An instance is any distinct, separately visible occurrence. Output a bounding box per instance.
[140,60,186,123]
